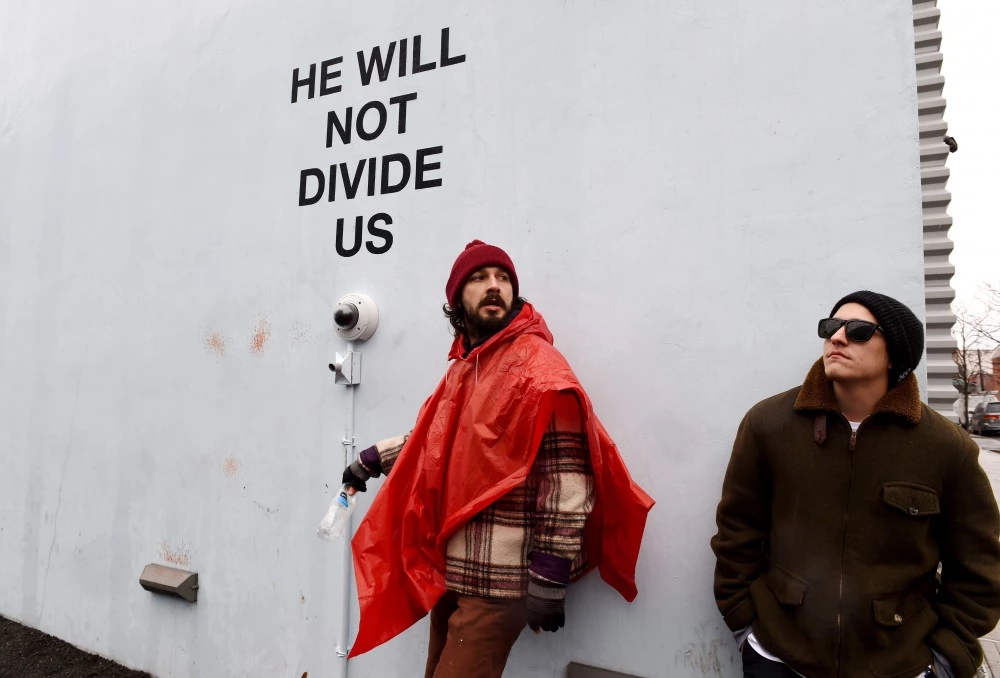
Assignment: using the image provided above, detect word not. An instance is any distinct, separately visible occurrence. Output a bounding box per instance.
[298,146,443,206]
[290,27,465,104]
[326,92,417,147]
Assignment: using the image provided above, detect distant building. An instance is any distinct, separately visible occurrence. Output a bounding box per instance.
[954,347,1000,393]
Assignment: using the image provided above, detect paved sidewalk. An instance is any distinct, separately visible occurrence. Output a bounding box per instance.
[974,434,1000,677]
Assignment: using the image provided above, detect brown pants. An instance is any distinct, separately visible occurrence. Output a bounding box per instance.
[424,591,527,678]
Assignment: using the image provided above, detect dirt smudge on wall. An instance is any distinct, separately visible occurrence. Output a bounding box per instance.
[222,455,239,478]
[250,318,270,356]
[203,332,227,357]
[290,322,308,346]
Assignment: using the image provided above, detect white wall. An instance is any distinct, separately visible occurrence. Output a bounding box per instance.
[0,1,923,676]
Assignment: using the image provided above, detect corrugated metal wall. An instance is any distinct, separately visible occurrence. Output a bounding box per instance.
[914,0,959,420]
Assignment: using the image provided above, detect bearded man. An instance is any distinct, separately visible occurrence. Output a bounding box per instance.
[340,240,654,678]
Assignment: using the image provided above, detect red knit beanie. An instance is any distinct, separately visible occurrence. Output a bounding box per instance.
[445,240,519,306]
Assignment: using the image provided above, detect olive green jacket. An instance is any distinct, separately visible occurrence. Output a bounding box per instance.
[712,361,1000,678]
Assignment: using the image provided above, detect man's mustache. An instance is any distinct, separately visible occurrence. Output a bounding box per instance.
[479,296,507,310]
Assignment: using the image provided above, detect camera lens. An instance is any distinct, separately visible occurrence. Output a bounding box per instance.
[334,303,359,330]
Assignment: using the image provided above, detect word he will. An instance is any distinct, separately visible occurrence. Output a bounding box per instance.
[291,28,465,256]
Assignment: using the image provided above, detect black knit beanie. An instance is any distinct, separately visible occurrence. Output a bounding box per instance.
[830,291,924,386]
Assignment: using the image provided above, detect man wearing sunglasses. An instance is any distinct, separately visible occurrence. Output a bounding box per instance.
[712,290,1000,678]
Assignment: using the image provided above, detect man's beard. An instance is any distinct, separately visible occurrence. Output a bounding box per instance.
[464,295,510,340]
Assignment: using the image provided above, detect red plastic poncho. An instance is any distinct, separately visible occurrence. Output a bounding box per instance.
[348,303,654,657]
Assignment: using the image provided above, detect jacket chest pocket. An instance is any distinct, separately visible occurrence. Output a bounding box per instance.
[882,482,940,518]
[878,482,940,564]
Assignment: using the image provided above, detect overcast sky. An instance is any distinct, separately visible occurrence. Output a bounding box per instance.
[939,2,1000,314]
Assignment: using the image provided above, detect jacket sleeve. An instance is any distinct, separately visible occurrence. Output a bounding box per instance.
[358,434,409,478]
[928,442,1000,678]
[710,411,772,632]
[528,391,595,585]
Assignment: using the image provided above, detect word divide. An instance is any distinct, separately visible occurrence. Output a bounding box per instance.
[298,146,443,206]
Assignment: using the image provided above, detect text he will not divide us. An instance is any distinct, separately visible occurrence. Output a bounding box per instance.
[292,28,464,256]
[293,28,463,205]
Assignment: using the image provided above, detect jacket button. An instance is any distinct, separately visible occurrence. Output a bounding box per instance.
[908,507,919,516]
[894,613,903,623]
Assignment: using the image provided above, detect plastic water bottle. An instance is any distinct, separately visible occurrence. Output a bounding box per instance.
[316,485,357,541]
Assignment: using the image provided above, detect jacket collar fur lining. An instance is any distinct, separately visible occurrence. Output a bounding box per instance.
[793,359,922,425]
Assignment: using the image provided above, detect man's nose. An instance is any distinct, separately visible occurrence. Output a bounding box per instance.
[485,275,502,291]
[831,326,849,345]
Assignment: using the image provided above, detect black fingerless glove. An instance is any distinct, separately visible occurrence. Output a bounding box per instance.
[342,460,370,492]
[526,579,566,633]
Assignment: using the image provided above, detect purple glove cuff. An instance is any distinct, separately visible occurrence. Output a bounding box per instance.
[529,552,571,586]
[359,446,383,477]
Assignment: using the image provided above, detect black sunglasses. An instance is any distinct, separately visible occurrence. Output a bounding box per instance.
[817,318,883,342]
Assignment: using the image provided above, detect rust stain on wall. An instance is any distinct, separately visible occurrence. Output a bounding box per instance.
[203,332,227,357]
[250,318,271,356]
[222,455,239,478]
[159,540,192,567]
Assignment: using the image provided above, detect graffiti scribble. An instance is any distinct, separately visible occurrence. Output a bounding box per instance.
[159,540,192,567]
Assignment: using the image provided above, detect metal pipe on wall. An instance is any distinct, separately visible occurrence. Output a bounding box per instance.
[336,341,357,678]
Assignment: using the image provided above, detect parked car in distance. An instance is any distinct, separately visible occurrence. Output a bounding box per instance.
[954,394,998,427]
[971,401,1000,436]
